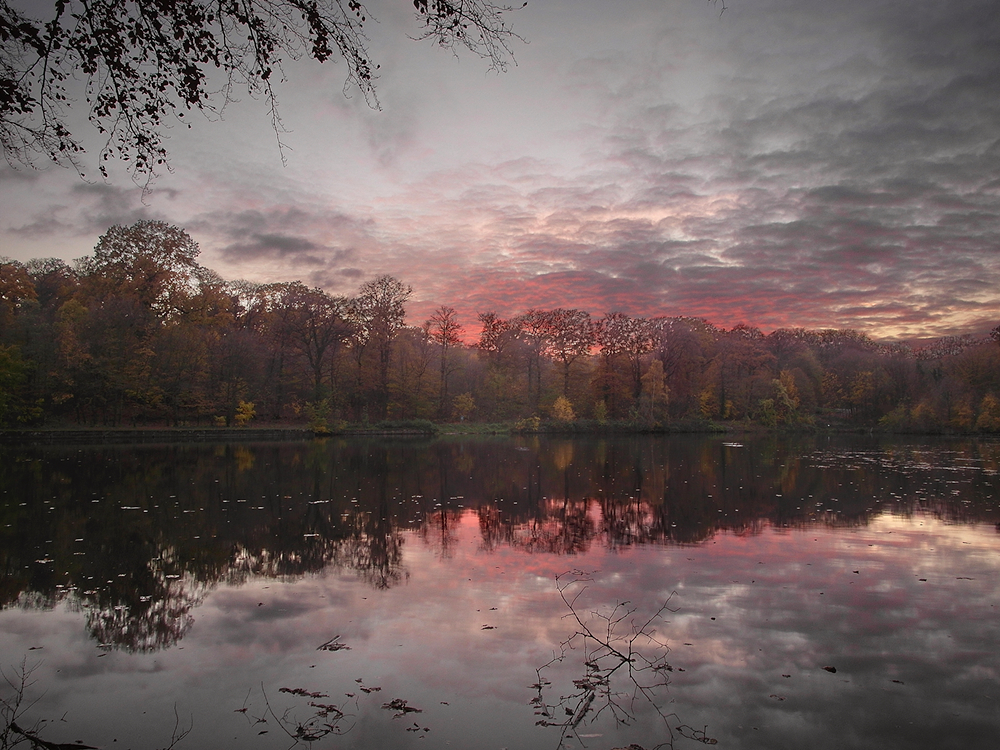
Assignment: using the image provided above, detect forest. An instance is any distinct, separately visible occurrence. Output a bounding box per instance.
[2,220,999,433]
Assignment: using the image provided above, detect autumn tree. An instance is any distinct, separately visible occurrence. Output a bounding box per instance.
[638,359,668,425]
[596,312,654,398]
[771,370,802,424]
[352,275,411,419]
[512,309,551,412]
[426,305,464,417]
[474,311,524,419]
[551,395,575,422]
[0,343,36,424]
[79,220,202,314]
[392,324,434,418]
[453,392,475,420]
[279,284,354,400]
[976,393,1000,432]
[476,311,514,363]
[544,308,595,398]
[656,317,716,419]
[0,257,36,333]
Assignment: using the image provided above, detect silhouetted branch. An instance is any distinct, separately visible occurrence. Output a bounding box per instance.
[532,571,713,749]
[2,659,187,750]
[1,660,51,750]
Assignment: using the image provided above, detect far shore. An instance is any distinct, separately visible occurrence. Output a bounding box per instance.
[3,418,993,445]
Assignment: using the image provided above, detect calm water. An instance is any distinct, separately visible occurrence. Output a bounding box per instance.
[1,434,999,750]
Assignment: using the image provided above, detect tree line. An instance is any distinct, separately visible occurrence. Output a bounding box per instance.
[2,220,999,431]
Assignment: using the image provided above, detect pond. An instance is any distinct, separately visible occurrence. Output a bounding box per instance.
[1,434,999,750]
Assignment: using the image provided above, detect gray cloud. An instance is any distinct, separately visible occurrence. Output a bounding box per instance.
[2,0,997,338]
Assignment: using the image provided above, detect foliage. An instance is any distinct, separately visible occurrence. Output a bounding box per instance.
[0,259,36,331]
[1,0,522,179]
[234,400,256,426]
[302,398,334,434]
[593,399,607,424]
[976,393,1000,432]
[639,359,668,425]
[0,345,38,426]
[352,275,412,419]
[551,395,575,422]
[452,392,475,420]
[513,415,541,433]
[426,305,464,416]
[2,220,997,433]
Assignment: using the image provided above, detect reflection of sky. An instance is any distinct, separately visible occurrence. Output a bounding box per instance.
[2,512,999,749]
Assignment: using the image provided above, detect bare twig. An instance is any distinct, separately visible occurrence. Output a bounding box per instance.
[1,659,47,750]
[157,705,193,750]
[532,571,711,750]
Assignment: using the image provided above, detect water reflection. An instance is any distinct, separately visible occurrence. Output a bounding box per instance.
[1,435,999,750]
[530,571,690,749]
[2,435,998,653]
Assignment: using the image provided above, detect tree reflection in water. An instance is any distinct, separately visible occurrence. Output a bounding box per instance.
[1,435,998,654]
[83,574,202,653]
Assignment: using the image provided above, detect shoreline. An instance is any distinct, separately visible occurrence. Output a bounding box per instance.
[1,422,993,445]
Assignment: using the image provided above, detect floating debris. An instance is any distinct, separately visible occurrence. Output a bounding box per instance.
[317,636,350,652]
[279,687,329,699]
[382,698,422,718]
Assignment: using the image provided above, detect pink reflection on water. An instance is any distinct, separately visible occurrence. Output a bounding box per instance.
[1,506,999,750]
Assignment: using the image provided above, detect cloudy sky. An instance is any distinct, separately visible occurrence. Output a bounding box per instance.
[3,0,999,339]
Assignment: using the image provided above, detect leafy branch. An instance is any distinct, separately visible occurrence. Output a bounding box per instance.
[1,0,525,182]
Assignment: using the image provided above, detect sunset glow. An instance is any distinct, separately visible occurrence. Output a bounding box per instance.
[3,0,999,339]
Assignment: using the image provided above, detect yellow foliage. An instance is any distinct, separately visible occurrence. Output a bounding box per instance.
[235,400,256,426]
[976,393,1000,432]
[552,396,576,421]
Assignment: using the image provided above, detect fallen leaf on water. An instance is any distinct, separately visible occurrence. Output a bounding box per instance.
[383,698,423,718]
[317,636,350,652]
[279,687,328,698]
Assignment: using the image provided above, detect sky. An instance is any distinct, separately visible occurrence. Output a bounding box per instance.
[2,0,1000,340]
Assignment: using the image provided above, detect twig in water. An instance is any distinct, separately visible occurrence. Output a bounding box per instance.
[532,571,713,749]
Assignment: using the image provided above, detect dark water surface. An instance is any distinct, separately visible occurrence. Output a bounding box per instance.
[1,434,998,750]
